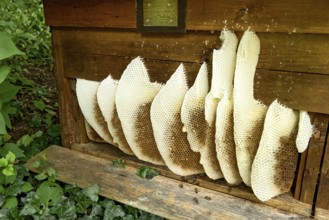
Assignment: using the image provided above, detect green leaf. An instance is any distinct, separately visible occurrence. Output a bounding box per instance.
[5,151,15,163]
[137,166,160,180]
[19,134,34,147]
[34,171,48,181]
[82,184,99,202]
[0,65,10,84]
[112,159,126,169]
[0,158,8,167]
[47,167,56,177]
[47,124,61,137]
[50,199,77,219]
[3,197,18,209]
[3,164,15,176]
[1,102,17,129]
[0,32,25,60]
[33,100,46,111]
[35,181,63,207]
[19,203,37,216]
[0,81,20,103]
[0,112,6,135]
[1,143,25,159]
[21,182,34,193]
[103,200,125,219]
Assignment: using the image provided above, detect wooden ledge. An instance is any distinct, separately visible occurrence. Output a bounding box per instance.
[25,145,313,219]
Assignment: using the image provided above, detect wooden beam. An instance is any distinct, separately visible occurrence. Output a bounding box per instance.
[315,124,329,209]
[254,70,329,114]
[59,28,329,75]
[25,145,310,219]
[70,142,312,217]
[300,114,329,204]
[43,0,329,34]
[52,28,89,146]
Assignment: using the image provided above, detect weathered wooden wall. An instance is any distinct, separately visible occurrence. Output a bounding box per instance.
[44,0,329,215]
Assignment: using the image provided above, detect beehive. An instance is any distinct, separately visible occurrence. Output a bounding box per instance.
[25,0,329,219]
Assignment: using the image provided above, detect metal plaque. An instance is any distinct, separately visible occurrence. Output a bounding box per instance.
[137,0,186,33]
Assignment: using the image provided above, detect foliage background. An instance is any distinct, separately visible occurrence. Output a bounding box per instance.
[0,0,164,219]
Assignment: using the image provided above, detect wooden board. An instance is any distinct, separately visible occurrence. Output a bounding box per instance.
[315,125,329,209]
[300,114,329,205]
[59,28,329,75]
[43,0,329,34]
[52,28,89,146]
[70,142,312,217]
[25,145,311,219]
[254,70,329,114]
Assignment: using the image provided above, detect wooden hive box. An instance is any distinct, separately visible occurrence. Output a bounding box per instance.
[25,0,329,219]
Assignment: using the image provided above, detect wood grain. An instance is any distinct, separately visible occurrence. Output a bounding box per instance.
[300,114,329,204]
[43,0,329,34]
[70,142,312,217]
[52,29,75,147]
[254,70,329,114]
[315,125,329,209]
[59,28,329,75]
[25,145,310,219]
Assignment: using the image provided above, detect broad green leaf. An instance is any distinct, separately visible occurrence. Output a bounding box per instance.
[123,215,135,220]
[2,164,15,176]
[137,166,160,180]
[19,134,34,147]
[103,200,125,219]
[1,143,25,159]
[0,65,10,84]
[0,195,5,206]
[35,181,63,206]
[19,203,37,216]
[0,81,20,103]
[0,158,8,167]
[1,102,17,129]
[33,100,46,111]
[21,182,34,193]
[0,185,4,194]
[47,167,56,177]
[34,172,48,181]
[3,197,18,209]
[0,32,25,60]
[0,112,6,135]
[5,151,15,163]
[82,183,99,202]
[47,124,61,137]
[50,199,77,219]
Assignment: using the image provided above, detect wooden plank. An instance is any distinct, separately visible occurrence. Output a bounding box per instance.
[43,0,136,28]
[300,114,329,204]
[315,207,329,220]
[315,124,329,209]
[59,28,329,75]
[51,28,75,147]
[186,0,329,34]
[254,70,329,114]
[52,28,89,146]
[71,142,312,217]
[293,151,308,200]
[25,145,309,219]
[62,53,200,86]
[43,0,329,34]
[63,52,329,114]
